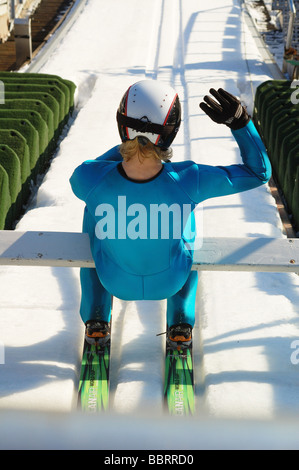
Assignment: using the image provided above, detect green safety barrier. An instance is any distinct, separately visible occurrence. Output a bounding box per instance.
[254,79,299,234]
[0,129,30,184]
[0,164,11,230]
[4,92,60,134]
[259,85,291,126]
[0,108,49,178]
[0,73,76,229]
[3,83,66,126]
[0,72,76,108]
[282,142,299,210]
[1,99,54,142]
[253,80,291,136]
[0,145,22,228]
[0,118,39,170]
[292,166,299,232]
[31,73,76,109]
[279,128,299,191]
[0,75,71,117]
[269,114,299,176]
[267,105,299,163]
[0,108,49,159]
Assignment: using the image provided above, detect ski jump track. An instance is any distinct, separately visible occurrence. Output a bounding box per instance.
[1,0,298,430]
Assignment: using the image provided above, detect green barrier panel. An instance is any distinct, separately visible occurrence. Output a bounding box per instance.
[253,80,273,124]
[267,116,299,178]
[0,73,76,229]
[279,128,299,184]
[4,92,59,133]
[267,103,299,155]
[258,82,291,119]
[0,118,39,170]
[0,108,49,178]
[23,72,76,108]
[0,99,54,142]
[0,74,71,116]
[0,144,22,227]
[0,108,48,156]
[0,129,30,191]
[254,80,290,114]
[291,166,299,233]
[252,80,299,234]
[266,107,299,172]
[3,93,59,166]
[255,87,292,145]
[0,144,22,203]
[261,89,294,136]
[264,99,293,146]
[0,163,11,230]
[253,80,291,135]
[3,85,64,127]
[0,72,76,108]
[0,129,31,216]
[282,142,299,210]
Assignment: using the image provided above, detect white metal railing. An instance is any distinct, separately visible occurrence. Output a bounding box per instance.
[286,0,297,50]
[0,0,8,16]
[8,0,37,20]
[8,0,20,20]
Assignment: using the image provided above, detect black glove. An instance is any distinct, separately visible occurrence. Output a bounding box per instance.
[199,88,250,130]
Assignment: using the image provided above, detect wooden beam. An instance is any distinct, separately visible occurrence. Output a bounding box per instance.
[0,230,94,267]
[192,236,299,272]
[0,230,298,273]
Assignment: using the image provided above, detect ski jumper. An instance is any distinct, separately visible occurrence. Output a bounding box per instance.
[70,120,271,327]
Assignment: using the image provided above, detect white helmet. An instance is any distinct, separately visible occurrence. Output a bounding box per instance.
[116,80,181,150]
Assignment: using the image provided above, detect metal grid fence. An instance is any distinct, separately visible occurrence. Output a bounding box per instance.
[272,0,299,50]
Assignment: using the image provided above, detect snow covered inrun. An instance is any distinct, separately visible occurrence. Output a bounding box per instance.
[0,0,299,449]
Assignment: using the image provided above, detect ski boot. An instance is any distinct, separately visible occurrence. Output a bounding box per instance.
[166,323,192,351]
[85,320,111,346]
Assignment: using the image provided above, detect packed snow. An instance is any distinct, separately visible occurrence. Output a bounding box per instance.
[0,0,299,449]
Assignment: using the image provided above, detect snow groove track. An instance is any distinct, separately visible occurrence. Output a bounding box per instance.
[0,0,299,434]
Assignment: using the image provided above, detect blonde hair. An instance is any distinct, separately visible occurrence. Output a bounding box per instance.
[119,137,172,163]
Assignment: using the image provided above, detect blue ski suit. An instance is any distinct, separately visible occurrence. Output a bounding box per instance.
[70,120,271,327]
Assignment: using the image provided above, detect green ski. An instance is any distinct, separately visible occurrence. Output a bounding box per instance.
[78,339,111,412]
[164,345,195,415]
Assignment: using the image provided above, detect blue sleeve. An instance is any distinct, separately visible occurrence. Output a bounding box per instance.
[194,120,271,202]
[94,145,122,162]
[70,146,122,201]
[70,161,100,201]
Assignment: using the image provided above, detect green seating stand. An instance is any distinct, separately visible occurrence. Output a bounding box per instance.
[282,143,299,210]
[0,118,39,170]
[0,72,76,229]
[0,145,22,228]
[291,166,299,232]
[4,92,60,136]
[253,79,299,234]
[0,109,49,168]
[0,164,11,230]
[0,72,76,109]
[269,114,299,177]
[0,75,71,119]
